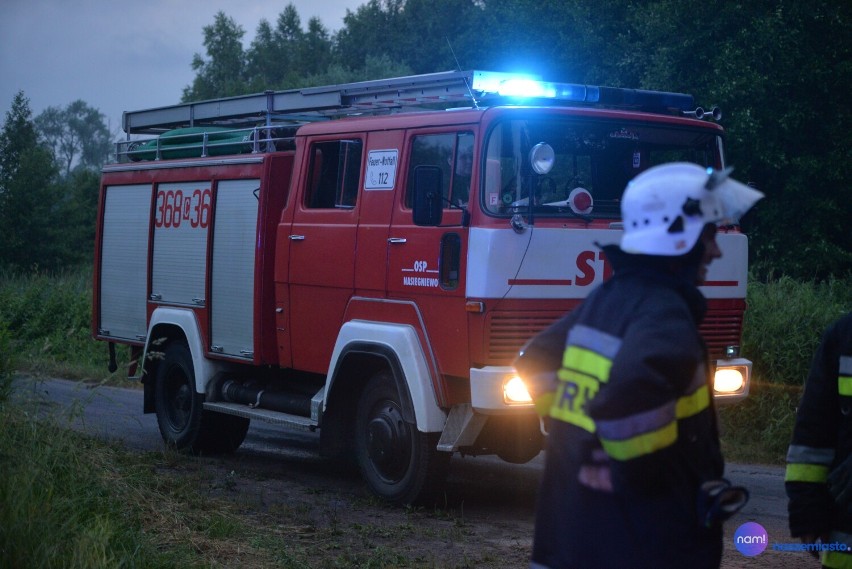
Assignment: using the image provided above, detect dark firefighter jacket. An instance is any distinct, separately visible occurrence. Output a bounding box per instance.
[514,246,724,569]
[786,312,852,568]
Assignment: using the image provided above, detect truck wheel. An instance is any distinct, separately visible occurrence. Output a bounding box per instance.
[155,341,249,454]
[355,371,450,505]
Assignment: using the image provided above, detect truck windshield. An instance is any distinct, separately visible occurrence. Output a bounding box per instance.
[482,117,722,219]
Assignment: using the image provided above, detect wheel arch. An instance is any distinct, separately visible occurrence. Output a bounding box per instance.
[139,308,227,413]
[325,321,446,433]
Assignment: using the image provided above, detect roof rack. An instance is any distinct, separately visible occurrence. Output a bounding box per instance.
[122,70,697,136]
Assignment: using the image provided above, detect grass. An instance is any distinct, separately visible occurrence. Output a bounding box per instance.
[717,273,851,463]
[742,274,852,385]
[718,380,801,464]
[1,385,503,568]
[0,267,130,383]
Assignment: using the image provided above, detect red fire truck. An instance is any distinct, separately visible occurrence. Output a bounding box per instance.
[93,70,753,504]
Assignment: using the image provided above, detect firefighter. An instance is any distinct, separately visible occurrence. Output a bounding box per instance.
[514,162,762,569]
[786,311,852,568]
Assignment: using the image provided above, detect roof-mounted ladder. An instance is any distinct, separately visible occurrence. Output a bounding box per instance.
[122,69,697,135]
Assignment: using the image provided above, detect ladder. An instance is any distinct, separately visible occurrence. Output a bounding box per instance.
[122,69,697,135]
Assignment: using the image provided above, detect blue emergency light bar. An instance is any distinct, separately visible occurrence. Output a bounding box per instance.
[469,70,696,114]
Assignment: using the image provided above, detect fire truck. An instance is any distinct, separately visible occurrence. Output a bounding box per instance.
[93,70,753,504]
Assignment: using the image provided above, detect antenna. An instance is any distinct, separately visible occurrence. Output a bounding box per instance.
[446,38,479,109]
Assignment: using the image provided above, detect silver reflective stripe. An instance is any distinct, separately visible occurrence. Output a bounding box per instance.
[841,356,852,375]
[596,399,676,441]
[786,444,835,466]
[566,324,622,359]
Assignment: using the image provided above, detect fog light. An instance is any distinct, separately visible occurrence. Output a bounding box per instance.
[714,367,745,393]
[503,375,533,405]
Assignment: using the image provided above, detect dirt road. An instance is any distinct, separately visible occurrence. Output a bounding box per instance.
[16,376,816,568]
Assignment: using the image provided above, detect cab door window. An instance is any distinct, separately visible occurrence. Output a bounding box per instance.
[406,131,474,208]
[305,139,363,209]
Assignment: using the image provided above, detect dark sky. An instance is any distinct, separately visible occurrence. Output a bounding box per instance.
[1,0,358,136]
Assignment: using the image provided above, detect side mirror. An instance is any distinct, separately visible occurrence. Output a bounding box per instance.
[412,165,443,226]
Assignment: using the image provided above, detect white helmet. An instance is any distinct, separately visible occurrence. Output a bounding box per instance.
[620,162,764,256]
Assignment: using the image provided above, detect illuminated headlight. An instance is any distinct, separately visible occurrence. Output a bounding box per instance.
[714,368,745,393]
[503,375,533,405]
[713,358,752,404]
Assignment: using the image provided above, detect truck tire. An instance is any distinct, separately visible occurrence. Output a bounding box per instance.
[154,341,249,454]
[355,371,450,505]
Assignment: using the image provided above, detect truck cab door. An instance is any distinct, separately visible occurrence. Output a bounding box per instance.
[353,131,402,294]
[287,138,363,373]
[386,130,472,379]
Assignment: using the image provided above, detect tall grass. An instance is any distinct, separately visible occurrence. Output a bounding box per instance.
[743,274,852,386]
[0,408,168,568]
[0,266,125,382]
[719,273,851,463]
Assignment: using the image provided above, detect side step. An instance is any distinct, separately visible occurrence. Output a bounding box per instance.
[203,402,318,432]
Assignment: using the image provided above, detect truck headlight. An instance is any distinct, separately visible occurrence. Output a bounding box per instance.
[713,358,751,404]
[503,375,533,405]
[714,368,745,393]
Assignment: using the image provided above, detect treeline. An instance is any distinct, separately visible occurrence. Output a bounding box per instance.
[2,0,850,279]
[0,94,108,271]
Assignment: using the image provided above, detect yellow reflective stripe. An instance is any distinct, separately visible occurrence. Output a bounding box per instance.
[839,376,852,397]
[600,420,677,461]
[785,463,829,483]
[534,392,555,417]
[675,385,710,419]
[562,345,612,383]
[549,369,599,432]
[822,549,852,569]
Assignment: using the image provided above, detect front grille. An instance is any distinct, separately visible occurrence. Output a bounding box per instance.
[486,311,563,363]
[699,309,744,360]
[486,308,744,365]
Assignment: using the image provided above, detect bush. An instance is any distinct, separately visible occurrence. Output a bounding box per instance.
[720,274,851,464]
[0,266,123,382]
[743,274,851,386]
[0,322,13,402]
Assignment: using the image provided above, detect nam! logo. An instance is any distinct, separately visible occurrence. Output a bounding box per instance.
[734,522,767,557]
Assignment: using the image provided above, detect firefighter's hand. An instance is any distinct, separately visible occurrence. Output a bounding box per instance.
[828,454,852,508]
[577,449,613,492]
[800,534,830,560]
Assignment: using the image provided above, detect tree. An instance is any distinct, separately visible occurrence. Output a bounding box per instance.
[335,0,407,72]
[35,100,111,176]
[0,92,62,271]
[621,0,852,279]
[182,12,247,101]
[304,54,413,88]
[245,6,335,91]
[245,19,281,91]
[179,1,852,279]
[303,17,333,78]
[54,169,100,265]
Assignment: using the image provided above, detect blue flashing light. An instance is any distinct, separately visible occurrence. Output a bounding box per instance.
[498,78,556,98]
[468,70,694,113]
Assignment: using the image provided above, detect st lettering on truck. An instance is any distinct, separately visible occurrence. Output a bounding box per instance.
[93,70,753,504]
